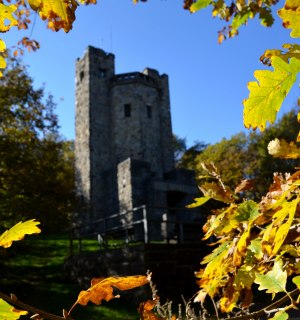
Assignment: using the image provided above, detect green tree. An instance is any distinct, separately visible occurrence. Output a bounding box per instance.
[185,109,299,198]
[193,132,249,189]
[0,55,75,232]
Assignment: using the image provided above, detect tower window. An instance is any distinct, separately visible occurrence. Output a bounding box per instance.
[79,71,84,81]
[124,104,131,117]
[147,105,152,118]
[99,68,106,78]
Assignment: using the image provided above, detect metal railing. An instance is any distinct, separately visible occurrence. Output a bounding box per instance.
[70,205,203,254]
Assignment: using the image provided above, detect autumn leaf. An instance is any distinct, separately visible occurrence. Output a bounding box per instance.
[27,0,78,32]
[234,179,254,194]
[278,0,300,38]
[138,300,162,320]
[292,275,300,288]
[186,196,210,208]
[0,39,6,77]
[268,138,300,159]
[268,310,289,320]
[262,198,299,256]
[189,0,211,13]
[0,3,18,32]
[233,225,252,267]
[255,260,287,297]
[0,220,41,248]
[199,181,234,204]
[260,44,300,66]
[0,299,28,320]
[243,56,300,131]
[76,275,149,306]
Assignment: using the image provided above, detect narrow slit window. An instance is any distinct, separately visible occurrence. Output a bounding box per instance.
[124,104,131,117]
[147,104,152,118]
[79,71,84,81]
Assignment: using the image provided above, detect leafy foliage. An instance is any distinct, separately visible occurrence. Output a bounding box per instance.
[179,109,299,198]
[0,55,75,231]
[192,164,300,314]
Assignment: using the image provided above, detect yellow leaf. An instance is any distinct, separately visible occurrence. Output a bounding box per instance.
[186,196,210,208]
[0,220,41,248]
[76,275,149,306]
[0,39,6,52]
[233,225,252,267]
[0,299,28,320]
[243,56,300,131]
[0,3,18,32]
[278,0,300,38]
[28,0,78,32]
[272,198,298,255]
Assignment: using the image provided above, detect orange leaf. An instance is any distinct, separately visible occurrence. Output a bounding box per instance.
[138,299,162,320]
[76,275,149,306]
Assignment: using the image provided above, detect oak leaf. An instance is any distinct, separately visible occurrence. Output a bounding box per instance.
[260,44,300,66]
[138,300,162,320]
[278,0,300,38]
[0,299,28,320]
[254,260,287,298]
[27,0,78,32]
[0,3,18,32]
[189,0,211,13]
[186,196,210,208]
[0,39,6,77]
[76,275,149,306]
[243,56,300,131]
[0,219,41,248]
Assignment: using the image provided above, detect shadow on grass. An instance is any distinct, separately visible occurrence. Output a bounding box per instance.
[0,235,140,320]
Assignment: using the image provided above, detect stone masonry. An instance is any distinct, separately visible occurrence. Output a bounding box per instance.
[75,46,202,241]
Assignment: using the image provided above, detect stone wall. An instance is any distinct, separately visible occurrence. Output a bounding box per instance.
[65,243,210,304]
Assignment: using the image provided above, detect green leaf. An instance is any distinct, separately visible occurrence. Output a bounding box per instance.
[292,275,300,289]
[278,0,300,38]
[186,196,210,208]
[268,310,289,320]
[201,241,230,264]
[243,56,300,131]
[234,265,255,289]
[0,219,41,248]
[190,0,211,12]
[235,200,260,223]
[248,239,263,260]
[255,260,287,297]
[0,299,28,320]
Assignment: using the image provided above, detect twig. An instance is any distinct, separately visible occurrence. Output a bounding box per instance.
[225,288,300,320]
[0,291,66,320]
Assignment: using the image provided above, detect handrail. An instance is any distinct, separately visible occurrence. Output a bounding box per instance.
[70,205,203,253]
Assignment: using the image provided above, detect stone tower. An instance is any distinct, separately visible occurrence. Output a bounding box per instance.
[75,46,200,239]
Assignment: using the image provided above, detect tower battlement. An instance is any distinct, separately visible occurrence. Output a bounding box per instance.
[75,47,200,239]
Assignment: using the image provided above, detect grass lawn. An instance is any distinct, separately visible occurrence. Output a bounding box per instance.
[0,234,140,320]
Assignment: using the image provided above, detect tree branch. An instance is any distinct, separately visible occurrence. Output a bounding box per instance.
[0,291,67,320]
[225,288,300,320]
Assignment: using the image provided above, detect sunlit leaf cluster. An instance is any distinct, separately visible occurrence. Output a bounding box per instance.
[0,0,96,75]
[191,165,300,315]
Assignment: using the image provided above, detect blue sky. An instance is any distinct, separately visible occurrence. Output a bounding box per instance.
[4,0,298,146]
